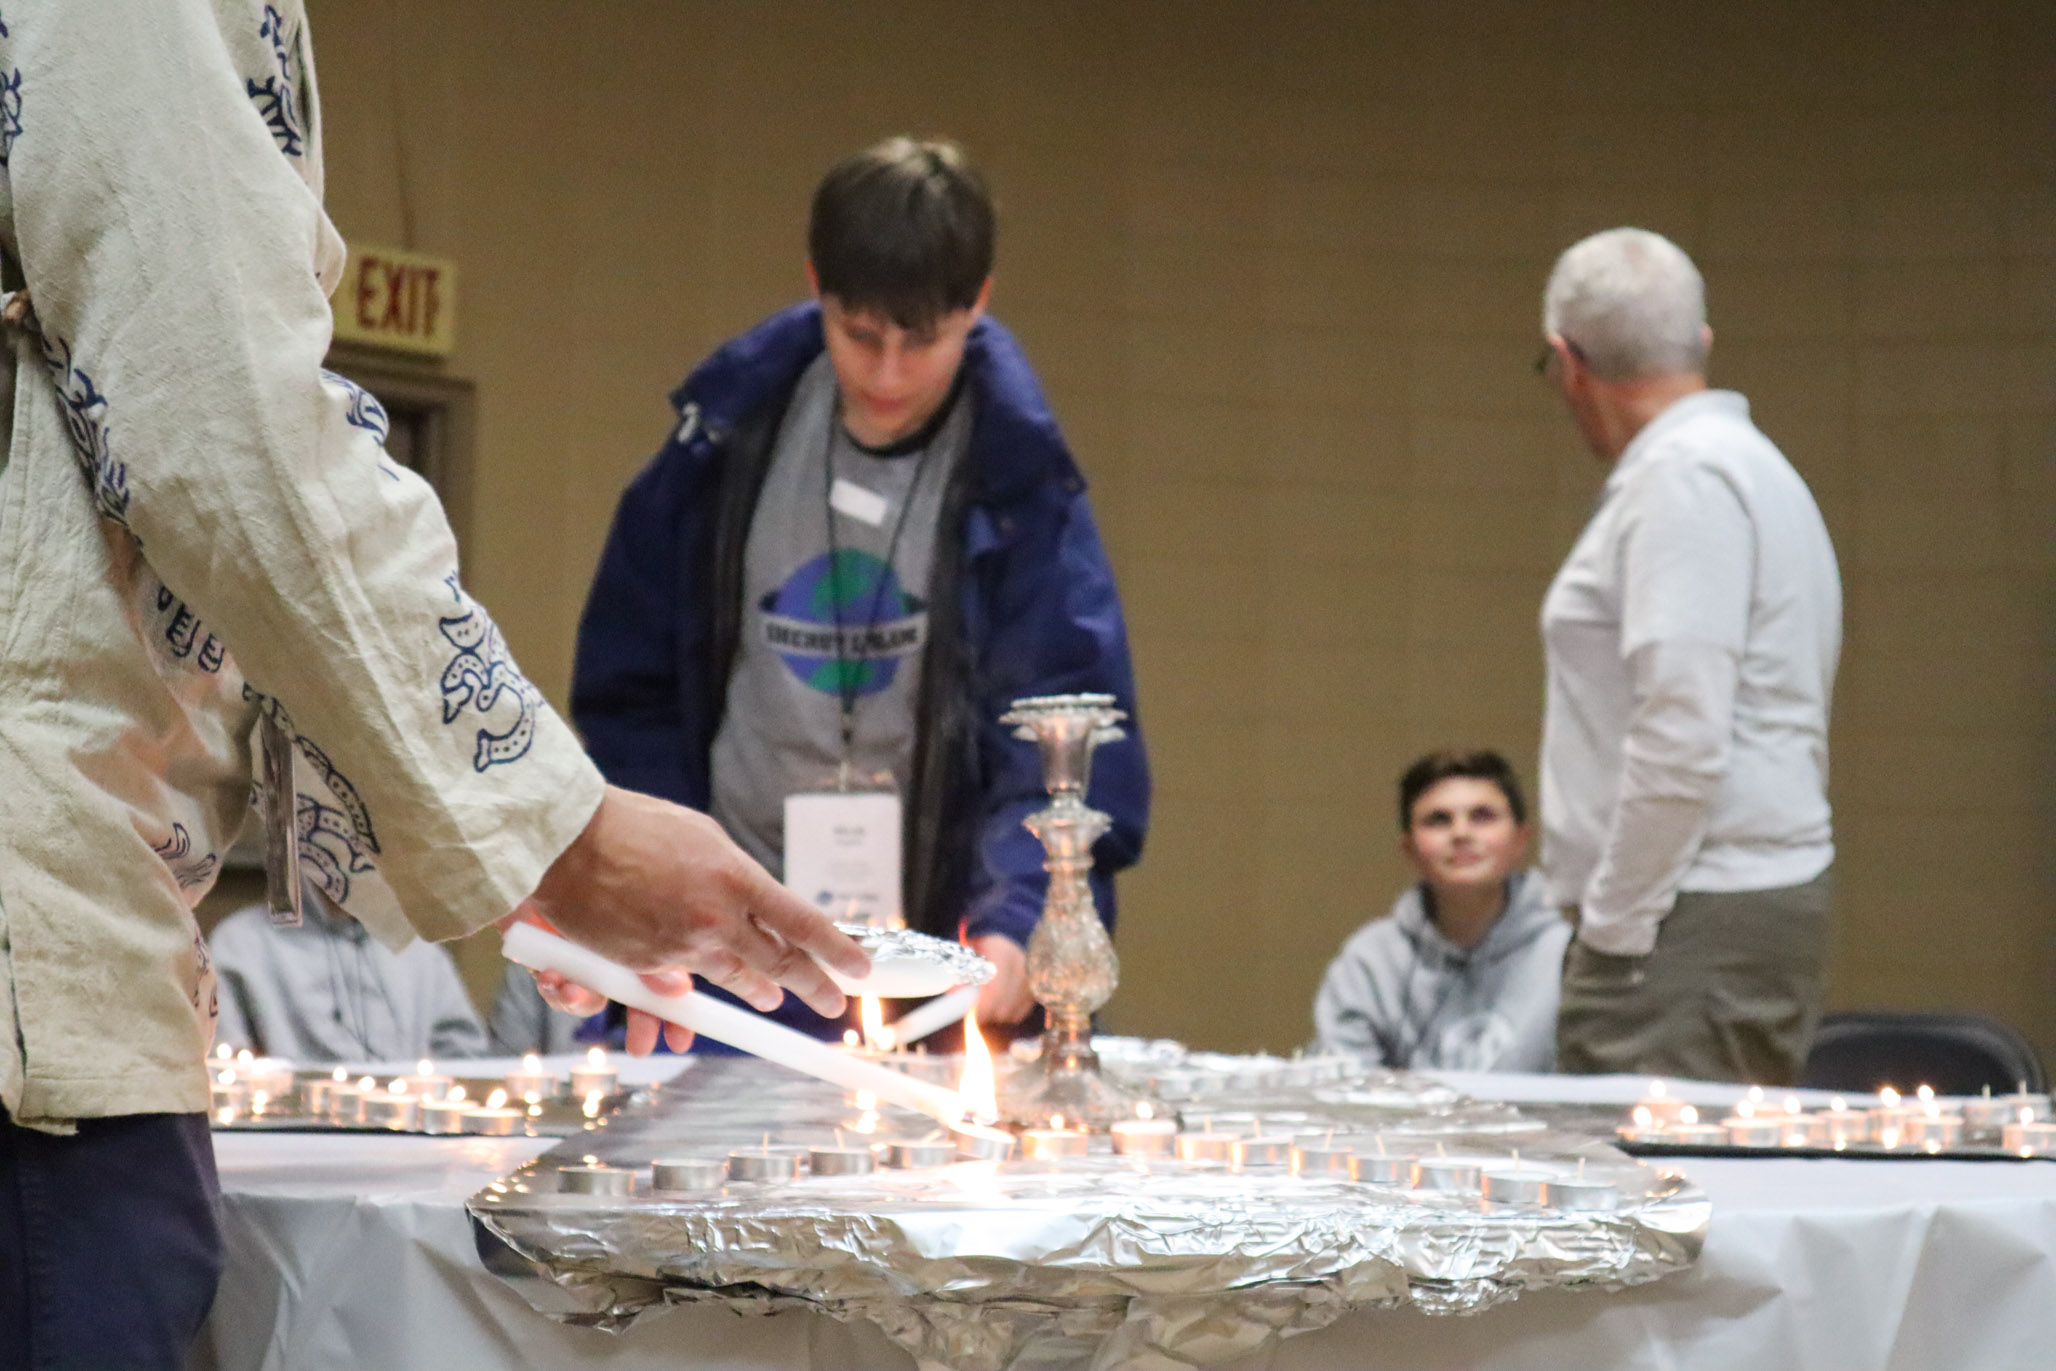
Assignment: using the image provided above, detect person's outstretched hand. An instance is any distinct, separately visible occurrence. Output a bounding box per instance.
[506,786,869,1055]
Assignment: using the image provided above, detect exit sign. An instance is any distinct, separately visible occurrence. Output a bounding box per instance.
[331,243,457,357]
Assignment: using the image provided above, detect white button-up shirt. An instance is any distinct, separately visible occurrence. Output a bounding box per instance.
[1540,390,1841,957]
[0,1,603,1127]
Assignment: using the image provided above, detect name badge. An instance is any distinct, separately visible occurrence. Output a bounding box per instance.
[829,477,889,528]
[783,791,902,927]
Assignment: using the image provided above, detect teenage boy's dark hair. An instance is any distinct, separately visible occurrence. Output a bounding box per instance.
[809,136,995,330]
[1398,749,1528,831]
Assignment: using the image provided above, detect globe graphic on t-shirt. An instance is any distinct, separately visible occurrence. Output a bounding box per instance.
[762,549,925,698]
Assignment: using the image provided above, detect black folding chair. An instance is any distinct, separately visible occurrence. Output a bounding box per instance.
[1799,1010,2048,1096]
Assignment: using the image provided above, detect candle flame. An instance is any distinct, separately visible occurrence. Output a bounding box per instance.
[417,1058,434,1076]
[216,1043,232,1060]
[1649,1079,1667,1098]
[1051,1114,1065,1130]
[860,994,896,1051]
[522,1053,541,1071]
[217,1069,235,1086]
[216,1105,235,1125]
[237,1049,254,1065]
[358,1076,376,1091]
[1880,1086,1901,1107]
[582,1091,602,1119]
[486,1088,508,1110]
[1783,1095,1801,1115]
[586,1046,607,1067]
[331,1066,347,1082]
[843,1029,861,1048]
[855,1089,877,1111]
[956,1007,998,1125]
[1137,1102,1154,1120]
[1745,1085,1764,1103]
[1916,1083,1934,1102]
[2023,1107,2035,1125]
[448,1085,467,1103]
[388,1078,407,1094]
[1831,1095,1848,1111]
[1679,1104,1700,1125]
[1736,1100,1754,1119]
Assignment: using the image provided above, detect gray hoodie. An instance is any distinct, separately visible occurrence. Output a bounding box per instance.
[1312,870,1569,1072]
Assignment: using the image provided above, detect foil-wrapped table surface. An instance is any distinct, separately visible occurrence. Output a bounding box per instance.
[469,1051,1708,1371]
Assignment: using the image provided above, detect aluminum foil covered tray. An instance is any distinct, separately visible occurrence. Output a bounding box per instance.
[470,1056,1707,1371]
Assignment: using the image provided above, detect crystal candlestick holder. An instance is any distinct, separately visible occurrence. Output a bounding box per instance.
[996,693,1154,1130]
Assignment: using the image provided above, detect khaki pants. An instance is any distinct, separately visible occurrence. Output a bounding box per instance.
[1557,868,1832,1085]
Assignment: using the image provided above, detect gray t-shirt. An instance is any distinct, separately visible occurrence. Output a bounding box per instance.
[709,353,972,876]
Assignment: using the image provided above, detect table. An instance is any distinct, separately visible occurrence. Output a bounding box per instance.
[190,1072,2056,1371]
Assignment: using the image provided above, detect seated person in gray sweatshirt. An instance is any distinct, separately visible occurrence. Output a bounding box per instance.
[210,876,489,1063]
[1313,750,1569,1072]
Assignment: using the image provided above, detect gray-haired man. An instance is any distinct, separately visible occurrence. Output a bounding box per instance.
[1537,228,1842,1085]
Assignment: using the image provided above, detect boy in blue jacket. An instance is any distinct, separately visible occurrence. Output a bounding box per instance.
[571,137,1149,1042]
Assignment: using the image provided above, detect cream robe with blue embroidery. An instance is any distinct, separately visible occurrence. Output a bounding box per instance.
[0,0,605,1126]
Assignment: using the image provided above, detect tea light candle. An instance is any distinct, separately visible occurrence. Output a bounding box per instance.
[1480,1166,1554,1206]
[419,1098,470,1135]
[1616,1104,1670,1145]
[503,1054,559,1103]
[1722,1114,1782,1147]
[650,1157,727,1192]
[1022,1129,1090,1161]
[1290,1142,1357,1176]
[209,1077,247,1117]
[1355,1152,1414,1185]
[951,1123,1017,1160]
[241,1057,297,1099]
[1780,1114,1828,1148]
[1411,1158,1481,1192]
[301,1068,349,1117]
[806,1144,875,1176]
[1902,1106,1963,1151]
[1175,1131,1241,1164]
[560,1164,635,1195]
[397,1059,455,1102]
[726,1146,805,1181]
[1667,1121,1731,1146]
[1110,1118,1178,1157]
[461,1107,523,1136]
[1229,1135,1293,1171]
[2002,1113,2056,1156]
[1631,1079,1692,1128]
[1964,1089,2051,1140]
[360,1090,419,1130]
[1819,1097,1870,1148]
[1543,1174,1620,1211]
[569,1047,618,1098]
[884,1139,959,1169]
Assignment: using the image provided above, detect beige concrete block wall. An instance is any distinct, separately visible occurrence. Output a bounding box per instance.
[295,0,2054,1064]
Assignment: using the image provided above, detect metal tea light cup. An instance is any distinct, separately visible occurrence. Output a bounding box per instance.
[559,1165,635,1196]
[650,1158,727,1193]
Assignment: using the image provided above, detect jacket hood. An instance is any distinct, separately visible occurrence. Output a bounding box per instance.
[668,301,1083,507]
[1388,870,1558,968]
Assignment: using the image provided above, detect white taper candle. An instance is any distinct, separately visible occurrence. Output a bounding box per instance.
[500,922,967,1124]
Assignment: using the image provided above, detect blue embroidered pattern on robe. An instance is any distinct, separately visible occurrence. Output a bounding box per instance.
[191,931,216,1018]
[245,687,382,855]
[36,331,130,526]
[321,369,404,481]
[153,584,226,673]
[152,823,221,892]
[296,792,376,904]
[438,574,541,771]
[247,5,305,158]
[323,369,390,442]
[0,67,21,166]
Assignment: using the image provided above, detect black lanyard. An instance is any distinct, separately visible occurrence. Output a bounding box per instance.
[822,399,938,769]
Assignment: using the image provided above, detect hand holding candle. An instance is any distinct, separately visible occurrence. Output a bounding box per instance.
[513,786,873,1052]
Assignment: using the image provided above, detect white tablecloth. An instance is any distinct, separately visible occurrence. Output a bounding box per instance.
[190,1074,2056,1371]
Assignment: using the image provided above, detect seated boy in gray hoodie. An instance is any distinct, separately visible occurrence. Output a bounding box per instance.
[1313,750,1568,1072]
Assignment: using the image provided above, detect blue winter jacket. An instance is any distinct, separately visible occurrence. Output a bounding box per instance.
[571,304,1150,1036]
